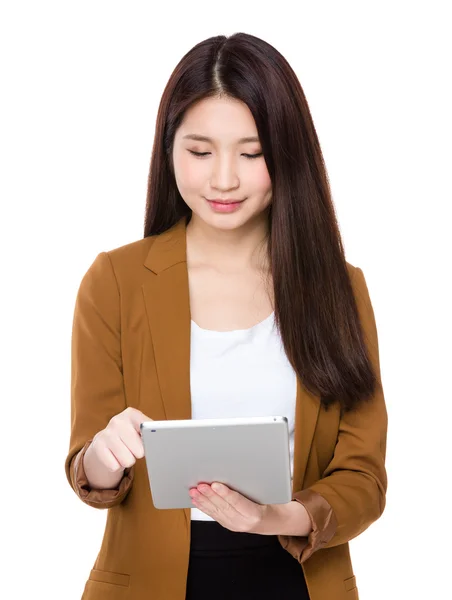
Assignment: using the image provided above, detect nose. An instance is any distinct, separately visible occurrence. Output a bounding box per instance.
[209,154,240,191]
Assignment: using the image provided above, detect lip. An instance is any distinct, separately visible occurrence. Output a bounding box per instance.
[206,198,245,204]
[206,198,245,214]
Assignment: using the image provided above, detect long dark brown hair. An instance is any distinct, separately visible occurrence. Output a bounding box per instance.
[144,32,379,412]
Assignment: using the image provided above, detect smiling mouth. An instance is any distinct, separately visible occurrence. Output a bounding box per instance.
[206,199,245,204]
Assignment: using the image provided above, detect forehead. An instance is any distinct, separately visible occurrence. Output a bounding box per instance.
[177,96,259,143]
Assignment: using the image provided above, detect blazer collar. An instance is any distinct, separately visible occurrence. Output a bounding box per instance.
[141,215,320,494]
[144,216,188,274]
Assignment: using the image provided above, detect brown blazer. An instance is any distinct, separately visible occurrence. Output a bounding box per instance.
[65,216,387,600]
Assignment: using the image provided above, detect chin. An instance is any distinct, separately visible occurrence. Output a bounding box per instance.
[203,213,253,230]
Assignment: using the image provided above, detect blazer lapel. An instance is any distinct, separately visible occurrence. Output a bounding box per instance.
[141,215,321,497]
[292,379,321,492]
[142,216,192,422]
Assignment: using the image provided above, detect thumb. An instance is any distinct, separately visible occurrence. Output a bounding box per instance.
[128,408,153,433]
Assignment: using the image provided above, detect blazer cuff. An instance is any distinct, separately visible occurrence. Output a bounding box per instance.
[278,489,337,562]
[71,440,135,508]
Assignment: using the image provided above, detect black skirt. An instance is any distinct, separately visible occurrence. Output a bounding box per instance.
[185,520,310,600]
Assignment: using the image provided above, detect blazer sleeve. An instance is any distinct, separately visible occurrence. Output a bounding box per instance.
[64,252,135,509]
[280,266,388,562]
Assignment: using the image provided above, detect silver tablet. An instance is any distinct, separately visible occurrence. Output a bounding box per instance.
[140,416,292,510]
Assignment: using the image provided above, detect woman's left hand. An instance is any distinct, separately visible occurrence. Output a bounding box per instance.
[189,481,316,537]
[189,482,270,533]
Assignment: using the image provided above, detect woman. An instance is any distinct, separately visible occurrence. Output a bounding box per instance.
[65,32,387,600]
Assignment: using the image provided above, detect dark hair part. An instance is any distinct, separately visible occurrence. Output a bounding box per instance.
[144,32,379,412]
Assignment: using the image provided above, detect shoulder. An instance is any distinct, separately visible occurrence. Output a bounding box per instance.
[345,260,358,281]
[78,237,157,294]
[345,260,370,302]
[344,260,369,294]
[104,236,155,273]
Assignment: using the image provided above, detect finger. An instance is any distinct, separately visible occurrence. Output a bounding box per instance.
[102,430,137,469]
[191,486,251,532]
[119,427,145,460]
[96,444,124,472]
[190,491,220,520]
[125,408,153,433]
[109,415,145,459]
[210,483,256,516]
[195,484,238,516]
[189,492,212,512]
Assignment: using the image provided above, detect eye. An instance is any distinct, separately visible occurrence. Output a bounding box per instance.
[188,150,263,159]
[188,150,210,157]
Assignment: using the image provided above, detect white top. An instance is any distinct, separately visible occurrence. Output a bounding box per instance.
[189,311,297,521]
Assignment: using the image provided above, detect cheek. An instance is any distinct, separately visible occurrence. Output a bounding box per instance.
[174,152,205,192]
[252,163,272,195]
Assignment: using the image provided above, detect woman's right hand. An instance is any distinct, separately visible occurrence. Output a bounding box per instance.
[82,407,153,490]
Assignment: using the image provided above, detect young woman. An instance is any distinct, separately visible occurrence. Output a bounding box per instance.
[65,32,387,600]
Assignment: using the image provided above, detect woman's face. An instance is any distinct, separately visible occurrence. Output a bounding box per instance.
[172,96,272,231]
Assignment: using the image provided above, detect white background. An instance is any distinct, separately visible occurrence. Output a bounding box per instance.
[1,1,450,598]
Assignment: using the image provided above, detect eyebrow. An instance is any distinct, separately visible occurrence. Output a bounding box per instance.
[182,134,260,144]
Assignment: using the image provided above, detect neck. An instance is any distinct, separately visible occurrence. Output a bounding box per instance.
[185,213,270,273]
